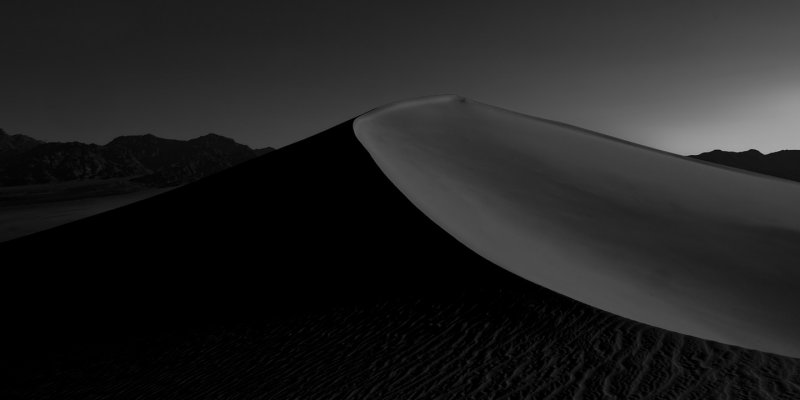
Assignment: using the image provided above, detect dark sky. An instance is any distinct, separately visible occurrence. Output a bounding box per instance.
[3,0,800,154]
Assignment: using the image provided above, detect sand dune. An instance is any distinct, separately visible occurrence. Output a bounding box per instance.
[355,95,800,358]
[5,102,800,398]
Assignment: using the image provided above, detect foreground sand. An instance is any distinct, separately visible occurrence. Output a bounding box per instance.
[355,95,800,358]
[17,286,800,399]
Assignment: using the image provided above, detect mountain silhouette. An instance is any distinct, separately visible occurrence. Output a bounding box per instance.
[0,128,43,158]
[691,148,800,183]
[0,130,274,187]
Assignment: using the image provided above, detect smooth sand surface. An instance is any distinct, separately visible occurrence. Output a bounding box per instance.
[355,95,800,358]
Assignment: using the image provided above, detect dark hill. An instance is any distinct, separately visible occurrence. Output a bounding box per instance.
[0,141,150,186]
[691,148,800,183]
[0,128,43,157]
[3,122,799,399]
[0,131,275,187]
[105,134,193,171]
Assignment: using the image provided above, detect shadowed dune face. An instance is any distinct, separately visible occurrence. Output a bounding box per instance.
[354,95,800,358]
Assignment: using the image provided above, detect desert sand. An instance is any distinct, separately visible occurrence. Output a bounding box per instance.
[4,100,800,398]
[355,95,800,358]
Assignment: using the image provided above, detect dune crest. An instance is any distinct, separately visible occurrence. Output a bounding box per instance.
[354,95,800,358]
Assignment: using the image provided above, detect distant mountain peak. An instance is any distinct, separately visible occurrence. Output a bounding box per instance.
[198,132,226,138]
[191,133,238,144]
[107,133,177,146]
[697,148,763,156]
[690,147,800,183]
[0,128,44,157]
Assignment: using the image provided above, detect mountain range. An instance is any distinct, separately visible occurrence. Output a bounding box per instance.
[0,128,274,187]
[4,127,800,190]
[690,148,800,183]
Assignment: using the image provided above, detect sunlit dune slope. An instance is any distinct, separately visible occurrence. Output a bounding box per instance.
[355,95,800,358]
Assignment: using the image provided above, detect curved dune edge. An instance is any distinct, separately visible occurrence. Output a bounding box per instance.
[353,95,800,359]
